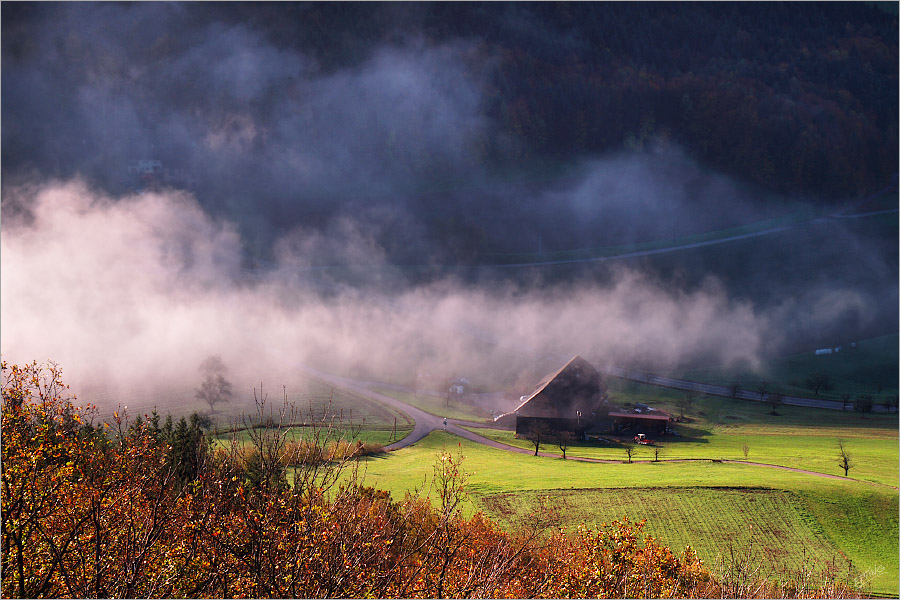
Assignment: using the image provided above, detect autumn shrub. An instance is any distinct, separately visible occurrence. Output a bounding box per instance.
[531,517,709,599]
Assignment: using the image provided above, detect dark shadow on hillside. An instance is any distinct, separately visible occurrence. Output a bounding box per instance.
[666,423,712,444]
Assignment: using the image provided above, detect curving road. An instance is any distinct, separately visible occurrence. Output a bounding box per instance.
[298,364,506,451]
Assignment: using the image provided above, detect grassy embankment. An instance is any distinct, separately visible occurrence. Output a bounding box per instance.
[670,334,899,403]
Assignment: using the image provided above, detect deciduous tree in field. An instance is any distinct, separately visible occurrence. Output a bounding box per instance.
[768,389,785,415]
[555,431,575,460]
[854,394,874,414]
[195,355,233,415]
[805,373,833,396]
[622,441,636,463]
[522,421,551,457]
[837,439,852,477]
[677,390,696,418]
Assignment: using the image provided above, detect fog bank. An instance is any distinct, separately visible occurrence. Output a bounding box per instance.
[1,181,793,410]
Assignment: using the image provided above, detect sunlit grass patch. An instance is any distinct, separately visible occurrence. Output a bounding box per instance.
[479,487,843,585]
[361,431,898,596]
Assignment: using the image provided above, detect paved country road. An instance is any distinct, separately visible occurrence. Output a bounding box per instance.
[298,364,503,451]
[297,365,895,486]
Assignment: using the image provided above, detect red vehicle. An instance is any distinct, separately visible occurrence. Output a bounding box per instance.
[634,433,653,445]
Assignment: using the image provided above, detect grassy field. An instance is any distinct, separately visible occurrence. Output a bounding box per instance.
[369,387,491,422]
[357,431,898,595]
[463,426,898,487]
[206,377,415,446]
[462,377,898,486]
[106,375,416,431]
[214,377,416,429]
[480,487,847,585]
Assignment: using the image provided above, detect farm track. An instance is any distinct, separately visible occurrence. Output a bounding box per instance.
[301,366,895,486]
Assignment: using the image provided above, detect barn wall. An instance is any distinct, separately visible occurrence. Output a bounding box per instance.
[515,416,590,437]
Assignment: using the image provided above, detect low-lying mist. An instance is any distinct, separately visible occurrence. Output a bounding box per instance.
[3,177,890,418]
[2,3,895,418]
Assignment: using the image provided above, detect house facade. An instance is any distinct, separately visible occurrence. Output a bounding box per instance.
[512,355,608,438]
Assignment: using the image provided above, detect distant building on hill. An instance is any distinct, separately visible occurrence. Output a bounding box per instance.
[509,355,609,439]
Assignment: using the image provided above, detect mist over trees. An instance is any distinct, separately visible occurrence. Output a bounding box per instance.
[0,3,896,407]
[195,355,233,414]
[2,2,896,239]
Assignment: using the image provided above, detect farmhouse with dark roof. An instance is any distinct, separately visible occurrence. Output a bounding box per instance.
[512,355,608,439]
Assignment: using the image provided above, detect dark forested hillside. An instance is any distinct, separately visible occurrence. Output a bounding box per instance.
[2,2,896,240]
[224,1,898,200]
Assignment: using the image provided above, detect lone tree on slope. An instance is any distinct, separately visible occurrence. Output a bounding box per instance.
[805,373,833,396]
[768,389,785,415]
[677,390,696,418]
[196,355,233,415]
[854,394,874,415]
[622,441,637,464]
[837,439,852,477]
[554,430,575,460]
[522,421,551,457]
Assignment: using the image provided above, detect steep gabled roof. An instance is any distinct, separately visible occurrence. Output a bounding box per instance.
[514,355,606,419]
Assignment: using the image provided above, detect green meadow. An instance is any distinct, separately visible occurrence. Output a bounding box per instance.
[357,431,898,596]
[481,487,844,582]
[204,363,898,595]
[354,369,898,595]
[462,377,898,486]
[215,425,413,447]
